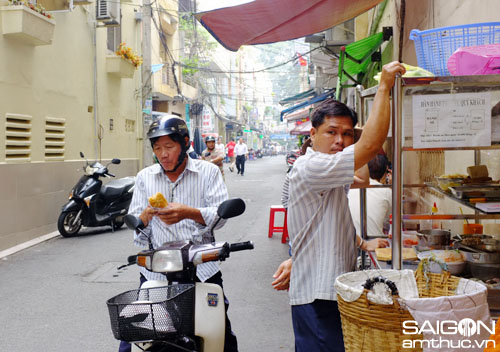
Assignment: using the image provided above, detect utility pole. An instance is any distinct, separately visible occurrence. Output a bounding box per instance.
[141,0,153,167]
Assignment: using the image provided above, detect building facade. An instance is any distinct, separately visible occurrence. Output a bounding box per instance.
[0,1,143,251]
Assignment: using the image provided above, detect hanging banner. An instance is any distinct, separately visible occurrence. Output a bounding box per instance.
[412,92,491,149]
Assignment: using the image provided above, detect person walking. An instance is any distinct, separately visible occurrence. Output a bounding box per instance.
[226,138,236,172]
[234,137,248,176]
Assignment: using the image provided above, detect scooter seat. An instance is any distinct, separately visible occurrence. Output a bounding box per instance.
[100,177,135,200]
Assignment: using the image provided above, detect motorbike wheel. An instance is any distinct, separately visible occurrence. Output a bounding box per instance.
[57,211,82,237]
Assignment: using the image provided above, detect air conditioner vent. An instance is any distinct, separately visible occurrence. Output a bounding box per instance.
[45,117,65,160]
[5,114,31,161]
[96,0,120,25]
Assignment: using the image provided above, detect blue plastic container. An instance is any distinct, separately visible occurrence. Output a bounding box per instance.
[409,22,500,76]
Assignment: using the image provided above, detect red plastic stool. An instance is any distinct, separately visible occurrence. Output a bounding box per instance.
[268,205,288,243]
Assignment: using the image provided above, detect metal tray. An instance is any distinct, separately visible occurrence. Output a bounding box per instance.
[449,185,500,199]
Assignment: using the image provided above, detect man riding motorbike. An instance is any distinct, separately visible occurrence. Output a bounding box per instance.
[119,115,238,352]
[202,135,225,180]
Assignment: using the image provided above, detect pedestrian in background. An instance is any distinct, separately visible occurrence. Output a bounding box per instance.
[226,138,236,172]
[216,136,225,155]
[234,137,248,176]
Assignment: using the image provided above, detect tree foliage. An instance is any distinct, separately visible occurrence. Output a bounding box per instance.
[255,42,305,104]
[179,15,217,81]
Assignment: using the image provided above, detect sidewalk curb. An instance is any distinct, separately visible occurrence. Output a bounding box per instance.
[0,231,61,259]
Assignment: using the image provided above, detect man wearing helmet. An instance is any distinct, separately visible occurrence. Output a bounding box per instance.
[120,115,238,352]
[202,135,225,179]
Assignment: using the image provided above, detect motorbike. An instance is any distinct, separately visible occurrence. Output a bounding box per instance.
[57,152,135,237]
[107,198,254,352]
[286,149,300,172]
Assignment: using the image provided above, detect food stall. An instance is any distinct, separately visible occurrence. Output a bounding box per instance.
[355,74,500,316]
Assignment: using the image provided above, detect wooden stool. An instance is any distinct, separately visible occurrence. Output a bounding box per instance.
[268,205,288,243]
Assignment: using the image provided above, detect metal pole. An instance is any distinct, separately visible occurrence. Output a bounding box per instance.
[142,0,153,168]
[360,187,368,269]
[93,21,99,160]
[391,75,403,270]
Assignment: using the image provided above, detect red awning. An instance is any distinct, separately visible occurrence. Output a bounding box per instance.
[195,0,383,51]
[290,120,312,136]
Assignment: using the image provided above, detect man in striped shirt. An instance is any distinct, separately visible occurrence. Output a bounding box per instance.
[272,62,405,352]
[119,115,238,352]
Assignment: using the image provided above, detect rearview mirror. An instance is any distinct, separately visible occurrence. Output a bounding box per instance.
[112,158,121,165]
[217,198,245,219]
[124,214,145,230]
[80,152,84,158]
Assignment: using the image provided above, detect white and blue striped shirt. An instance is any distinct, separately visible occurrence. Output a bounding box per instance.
[128,157,228,282]
[284,145,357,305]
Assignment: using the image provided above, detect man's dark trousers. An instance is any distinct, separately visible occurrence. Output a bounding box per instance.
[235,155,245,175]
[291,299,345,352]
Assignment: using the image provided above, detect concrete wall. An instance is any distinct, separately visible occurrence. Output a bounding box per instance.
[0,159,138,251]
[0,3,143,251]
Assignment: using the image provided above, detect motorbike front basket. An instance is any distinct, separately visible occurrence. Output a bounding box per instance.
[107,284,195,342]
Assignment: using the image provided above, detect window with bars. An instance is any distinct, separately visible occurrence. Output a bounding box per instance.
[162,64,170,85]
[107,26,122,52]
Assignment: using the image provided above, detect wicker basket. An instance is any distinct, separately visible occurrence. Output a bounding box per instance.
[337,267,461,352]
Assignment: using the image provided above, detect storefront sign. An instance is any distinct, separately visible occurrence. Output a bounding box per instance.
[202,108,213,132]
[412,92,491,149]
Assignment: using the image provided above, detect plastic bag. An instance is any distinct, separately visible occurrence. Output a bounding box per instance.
[373,63,434,81]
[447,43,500,76]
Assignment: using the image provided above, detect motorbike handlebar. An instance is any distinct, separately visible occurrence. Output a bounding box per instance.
[229,241,254,252]
[107,172,115,177]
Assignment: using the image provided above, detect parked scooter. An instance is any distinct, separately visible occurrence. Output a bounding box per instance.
[57,152,135,237]
[107,198,254,352]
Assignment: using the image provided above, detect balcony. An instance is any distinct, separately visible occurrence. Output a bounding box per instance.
[106,56,136,79]
[1,5,55,46]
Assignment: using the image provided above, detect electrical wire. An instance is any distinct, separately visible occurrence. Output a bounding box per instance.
[175,46,322,74]
[148,0,310,124]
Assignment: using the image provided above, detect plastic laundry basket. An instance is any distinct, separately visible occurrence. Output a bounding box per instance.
[409,22,500,76]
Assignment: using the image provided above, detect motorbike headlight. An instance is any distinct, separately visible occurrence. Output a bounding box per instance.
[150,250,184,272]
[85,165,97,175]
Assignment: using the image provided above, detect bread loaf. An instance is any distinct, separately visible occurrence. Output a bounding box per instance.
[148,192,168,208]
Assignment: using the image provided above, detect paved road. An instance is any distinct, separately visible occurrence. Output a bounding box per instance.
[0,155,294,352]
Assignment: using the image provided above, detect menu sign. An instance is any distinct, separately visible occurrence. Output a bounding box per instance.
[412,92,491,148]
